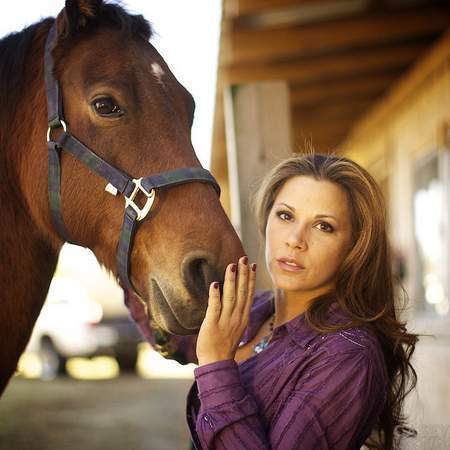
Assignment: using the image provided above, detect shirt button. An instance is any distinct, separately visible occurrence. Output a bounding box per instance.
[203,413,214,428]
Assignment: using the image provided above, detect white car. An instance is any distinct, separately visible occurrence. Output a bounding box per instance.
[25,248,141,380]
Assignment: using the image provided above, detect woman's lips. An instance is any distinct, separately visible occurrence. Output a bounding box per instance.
[277,259,305,272]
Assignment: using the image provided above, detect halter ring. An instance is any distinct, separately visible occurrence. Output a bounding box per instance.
[125,177,156,221]
[46,119,67,142]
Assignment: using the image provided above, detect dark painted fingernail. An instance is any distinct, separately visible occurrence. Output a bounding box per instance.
[231,264,237,273]
[242,256,248,265]
[213,282,219,289]
[251,263,257,272]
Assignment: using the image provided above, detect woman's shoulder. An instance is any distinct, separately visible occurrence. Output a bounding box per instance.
[288,320,388,390]
[323,303,383,356]
[285,302,378,352]
[286,302,386,373]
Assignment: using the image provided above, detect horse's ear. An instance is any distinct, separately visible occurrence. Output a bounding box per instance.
[57,0,103,37]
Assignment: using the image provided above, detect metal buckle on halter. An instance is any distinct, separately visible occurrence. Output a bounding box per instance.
[125,177,155,221]
[46,120,67,142]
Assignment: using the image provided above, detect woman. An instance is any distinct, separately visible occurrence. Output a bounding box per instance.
[126,153,418,449]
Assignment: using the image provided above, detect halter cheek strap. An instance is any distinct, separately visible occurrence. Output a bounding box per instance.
[44,20,220,294]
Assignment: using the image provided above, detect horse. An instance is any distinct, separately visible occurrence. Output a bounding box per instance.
[0,0,244,396]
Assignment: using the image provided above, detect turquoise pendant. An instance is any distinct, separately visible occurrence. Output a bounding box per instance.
[253,336,271,354]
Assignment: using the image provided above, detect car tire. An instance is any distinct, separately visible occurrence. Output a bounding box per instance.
[39,337,66,381]
[115,346,138,372]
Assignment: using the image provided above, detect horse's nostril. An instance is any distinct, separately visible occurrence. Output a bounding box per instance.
[182,253,217,301]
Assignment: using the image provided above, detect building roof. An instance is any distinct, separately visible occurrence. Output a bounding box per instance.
[211,0,450,198]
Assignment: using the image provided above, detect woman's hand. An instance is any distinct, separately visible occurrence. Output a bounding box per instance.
[196,256,257,366]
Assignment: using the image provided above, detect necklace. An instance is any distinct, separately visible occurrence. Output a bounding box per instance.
[253,312,276,354]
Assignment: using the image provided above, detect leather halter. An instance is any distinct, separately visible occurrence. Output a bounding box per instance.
[44,20,221,294]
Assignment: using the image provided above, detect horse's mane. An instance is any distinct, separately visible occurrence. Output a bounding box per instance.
[0,21,46,148]
[0,3,152,150]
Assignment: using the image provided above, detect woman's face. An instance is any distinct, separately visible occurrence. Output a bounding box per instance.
[265,175,353,294]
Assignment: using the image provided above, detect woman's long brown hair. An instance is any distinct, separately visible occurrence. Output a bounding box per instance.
[253,152,420,449]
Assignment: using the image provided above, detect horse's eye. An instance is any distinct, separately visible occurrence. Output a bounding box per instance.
[92,97,123,117]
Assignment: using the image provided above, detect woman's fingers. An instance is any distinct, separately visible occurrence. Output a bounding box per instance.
[204,281,221,323]
[235,256,249,316]
[243,263,257,320]
[197,259,257,365]
[220,263,237,317]
[219,256,254,323]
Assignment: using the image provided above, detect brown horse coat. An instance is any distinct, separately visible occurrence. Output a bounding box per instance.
[0,0,243,395]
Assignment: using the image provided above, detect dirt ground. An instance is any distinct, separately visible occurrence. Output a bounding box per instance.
[0,375,194,450]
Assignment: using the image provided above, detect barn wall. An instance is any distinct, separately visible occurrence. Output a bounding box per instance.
[342,30,450,442]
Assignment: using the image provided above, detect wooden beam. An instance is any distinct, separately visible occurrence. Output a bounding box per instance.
[223,40,429,85]
[230,0,369,27]
[293,96,375,121]
[292,115,354,143]
[292,105,370,149]
[229,0,321,17]
[290,71,400,108]
[293,128,354,152]
[292,91,368,150]
[300,125,350,139]
[293,86,382,111]
[293,127,348,143]
[222,6,450,65]
[293,110,356,129]
[343,27,450,146]
[292,126,350,152]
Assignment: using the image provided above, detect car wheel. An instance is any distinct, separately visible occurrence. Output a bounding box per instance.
[115,346,138,372]
[39,338,66,380]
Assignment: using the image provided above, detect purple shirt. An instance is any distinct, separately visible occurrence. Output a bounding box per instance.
[126,290,388,449]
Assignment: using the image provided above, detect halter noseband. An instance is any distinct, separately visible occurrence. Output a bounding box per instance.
[44,20,220,295]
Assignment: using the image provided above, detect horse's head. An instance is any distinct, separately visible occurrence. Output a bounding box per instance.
[30,0,244,334]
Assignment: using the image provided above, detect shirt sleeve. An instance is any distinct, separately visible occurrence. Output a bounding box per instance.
[124,289,198,365]
[194,348,387,450]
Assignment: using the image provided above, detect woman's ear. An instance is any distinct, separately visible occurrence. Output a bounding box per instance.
[57,0,103,37]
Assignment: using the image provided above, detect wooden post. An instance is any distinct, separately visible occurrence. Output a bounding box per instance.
[224,81,292,289]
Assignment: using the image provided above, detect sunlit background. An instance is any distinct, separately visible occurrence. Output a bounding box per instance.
[0,0,220,169]
[16,246,198,381]
[413,156,449,316]
[1,0,221,381]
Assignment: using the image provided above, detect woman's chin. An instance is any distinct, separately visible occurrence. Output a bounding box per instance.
[271,273,308,291]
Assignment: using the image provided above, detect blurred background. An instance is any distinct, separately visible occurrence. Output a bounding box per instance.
[1,0,450,449]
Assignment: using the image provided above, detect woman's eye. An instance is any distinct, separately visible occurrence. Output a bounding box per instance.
[316,222,334,232]
[92,97,123,117]
[276,211,292,221]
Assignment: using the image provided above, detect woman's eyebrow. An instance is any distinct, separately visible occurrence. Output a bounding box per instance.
[276,203,337,220]
[316,214,338,221]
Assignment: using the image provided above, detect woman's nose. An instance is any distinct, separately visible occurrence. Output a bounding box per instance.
[286,226,308,250]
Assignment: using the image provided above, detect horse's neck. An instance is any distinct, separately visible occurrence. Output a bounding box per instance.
[0,21,63,395]
[0,201,59,395]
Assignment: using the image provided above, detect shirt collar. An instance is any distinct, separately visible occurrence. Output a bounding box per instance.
[242,290,275,344]
[281,300,346,349]
[247,291,349,350]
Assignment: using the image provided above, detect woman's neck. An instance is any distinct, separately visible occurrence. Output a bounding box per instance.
[273,284,334,328]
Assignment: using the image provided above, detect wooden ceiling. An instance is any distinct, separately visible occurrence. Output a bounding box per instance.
[211,0,450,185]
